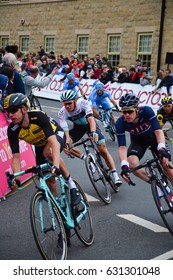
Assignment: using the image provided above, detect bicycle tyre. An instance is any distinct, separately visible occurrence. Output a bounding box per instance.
[151,180,173,236]
[85,155,111,204]
[104,112,115,141]
[72,179,94,246]
[30,191,67,260]
[29,94,42,110]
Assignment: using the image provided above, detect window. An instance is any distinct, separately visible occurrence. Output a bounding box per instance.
[77,36,89,60]
[20,36,29,52]
[137,33,152,69]
[107,35,121,69]
[0,36,9,48]
[45,36,55,53]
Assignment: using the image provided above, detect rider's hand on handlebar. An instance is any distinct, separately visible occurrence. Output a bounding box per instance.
[52,166,61,176]
[158,148,171,166]
[89,132,98,142]
[120,165,131,183]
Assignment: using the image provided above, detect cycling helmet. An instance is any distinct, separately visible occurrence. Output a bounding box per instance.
[119,93,139,108]
[66,73,75,80]
[95,82,104,91]
[61,90,76,101]
[3,93,30,110]
[161,96,173,105]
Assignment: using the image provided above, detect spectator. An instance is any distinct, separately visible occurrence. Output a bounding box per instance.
[1,52,25,94]
[95,54,103,68]
[21,65,58,96]
[140,70,152,86]
[128,67,141,84]
[90,64,102,80]
[153,68,173,95]
[0,66,14,94]
[0,74,8,110]
[71,62,80,78]
[86,65,94,79]
[113,67,129,83]
[45,54,57,76]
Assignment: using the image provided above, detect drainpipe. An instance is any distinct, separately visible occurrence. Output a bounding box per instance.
[157,0,166,72]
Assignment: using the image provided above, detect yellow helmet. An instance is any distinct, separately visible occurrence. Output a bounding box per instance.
[161,96,173,105]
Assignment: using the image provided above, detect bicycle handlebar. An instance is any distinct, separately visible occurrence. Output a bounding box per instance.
[5,162,53,189]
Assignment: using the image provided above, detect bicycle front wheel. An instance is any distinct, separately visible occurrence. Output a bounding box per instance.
[108,118,116,142]
[85,155,111,204]
[72,179,94,246]
[151,180,173,236]
[30,191,67,260]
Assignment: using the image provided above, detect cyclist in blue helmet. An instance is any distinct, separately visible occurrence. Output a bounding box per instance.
[62,72,85,98]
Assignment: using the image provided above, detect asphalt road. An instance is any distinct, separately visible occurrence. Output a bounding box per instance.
[1,98,173,260]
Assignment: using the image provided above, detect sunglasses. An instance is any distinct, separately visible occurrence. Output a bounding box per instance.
[64,101,73,106]
[6,107,20,114]
[163,105,172,108]
[122,108,136,115]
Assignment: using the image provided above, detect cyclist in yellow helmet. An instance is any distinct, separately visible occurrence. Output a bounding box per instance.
[157,96,173,128]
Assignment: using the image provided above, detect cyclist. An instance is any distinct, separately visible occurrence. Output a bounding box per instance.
[115,93,173,184]
[157,96,173,128]
[58,89,122,187]
[3,93,81,206]
[62,72,85,98]
[88,82,119,126]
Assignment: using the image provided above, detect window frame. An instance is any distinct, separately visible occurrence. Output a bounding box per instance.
[44,36,55,53]
[107,34,121,69]
[137,33,152,68]
[19,36,29,52]
[77,35,89,60]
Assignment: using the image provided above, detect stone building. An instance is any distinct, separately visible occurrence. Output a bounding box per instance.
[0,0,173,76]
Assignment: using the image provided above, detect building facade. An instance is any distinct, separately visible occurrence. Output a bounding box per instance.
[0,0,173,75]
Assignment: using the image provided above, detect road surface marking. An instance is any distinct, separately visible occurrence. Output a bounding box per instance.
[85,193,100,202]
[117,214,169,232]
[152,250,173,260]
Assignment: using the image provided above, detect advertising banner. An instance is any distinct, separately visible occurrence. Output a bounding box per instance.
[0,112,36,198]
[33,74,173,113]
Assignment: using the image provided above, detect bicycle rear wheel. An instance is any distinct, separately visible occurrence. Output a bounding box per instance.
[72,179,94,246]
[30,191,67,260]
[85,155,111,204]
[151,180,173,236]
[30,94,42,110]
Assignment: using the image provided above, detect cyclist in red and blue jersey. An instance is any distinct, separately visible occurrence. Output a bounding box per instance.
[115,93,173,184]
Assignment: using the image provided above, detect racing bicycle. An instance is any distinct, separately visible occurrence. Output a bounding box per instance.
[128,150,173,236]
[72,137,120,205]
[28,91,42,110]
[6,162,94,260]
[99,107,117,142]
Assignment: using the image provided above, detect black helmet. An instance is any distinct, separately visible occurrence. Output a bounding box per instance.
[119,93,139,108]
[161,96,173,105]
[3,93,30,110]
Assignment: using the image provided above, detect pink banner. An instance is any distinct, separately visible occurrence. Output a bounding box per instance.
[0,112,36,198]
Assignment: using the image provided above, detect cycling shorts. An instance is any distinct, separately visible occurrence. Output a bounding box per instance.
[127,135,171,160]
[69,123,105,145]
[35,131,66,165]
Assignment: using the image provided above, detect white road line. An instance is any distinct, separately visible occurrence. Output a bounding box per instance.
[85,193,100,202]
[117,214,169,233]
[152,250,173,260]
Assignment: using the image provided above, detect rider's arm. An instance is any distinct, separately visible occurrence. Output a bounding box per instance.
[47,134,60,168]
[118,146,129,166]
[87,115,97,133]
[154,129,166,147]
[92,106,100,119]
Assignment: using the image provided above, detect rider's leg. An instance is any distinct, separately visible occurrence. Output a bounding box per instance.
[128,155,150,182]
[97,141,121,183]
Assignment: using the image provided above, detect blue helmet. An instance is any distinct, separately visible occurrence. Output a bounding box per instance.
[67,73,75,80]
[95,82,104,91]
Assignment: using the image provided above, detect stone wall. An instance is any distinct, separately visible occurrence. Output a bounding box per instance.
[0,0,173,75]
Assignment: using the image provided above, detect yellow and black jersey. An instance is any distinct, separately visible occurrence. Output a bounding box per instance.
[7,110,63,154]
[157,107,173,128]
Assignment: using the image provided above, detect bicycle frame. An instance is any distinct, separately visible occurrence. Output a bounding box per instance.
[6,164,87,231]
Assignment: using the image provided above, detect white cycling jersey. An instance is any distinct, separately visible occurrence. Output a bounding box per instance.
[58,98,93,130]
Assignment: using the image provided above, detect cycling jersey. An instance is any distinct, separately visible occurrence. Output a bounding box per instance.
[58,98,105,144]
[115,106,161,147]
[8,110,64,154]
[62,78,82,97]
[58,98,93,129]
[89,89,113,110]
[157,106,173,127]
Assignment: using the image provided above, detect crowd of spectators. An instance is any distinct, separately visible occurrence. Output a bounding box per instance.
[0,44,173,109]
